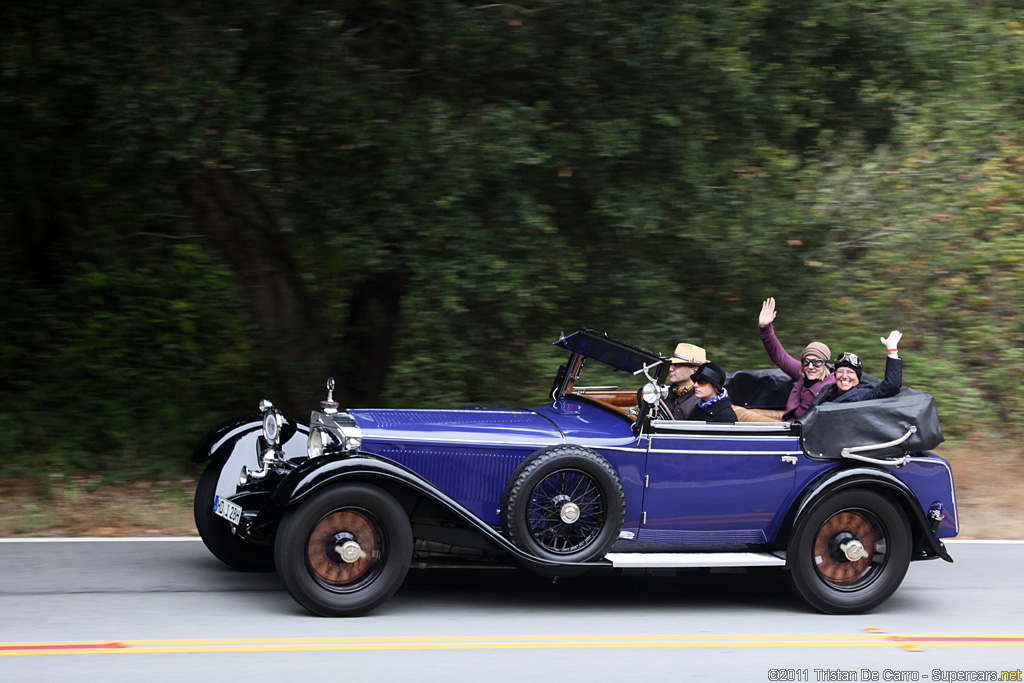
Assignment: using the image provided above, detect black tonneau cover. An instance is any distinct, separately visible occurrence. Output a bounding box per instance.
[726,368,945,459]
[799,384,944,459]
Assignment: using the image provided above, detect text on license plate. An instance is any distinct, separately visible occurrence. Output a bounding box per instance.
[213,495,243,525]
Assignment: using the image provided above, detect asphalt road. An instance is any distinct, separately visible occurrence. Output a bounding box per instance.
[1,539,1021,683]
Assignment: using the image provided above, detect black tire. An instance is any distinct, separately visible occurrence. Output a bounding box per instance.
[194,460,275,572]
[501,445,625,563]
[275,483,413,617]
[788,489,911,614]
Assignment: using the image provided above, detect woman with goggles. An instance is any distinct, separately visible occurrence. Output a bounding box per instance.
[758,297,836,421]
[811,331,903,406]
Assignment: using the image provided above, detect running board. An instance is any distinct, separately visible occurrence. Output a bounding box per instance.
[604,552,786,568]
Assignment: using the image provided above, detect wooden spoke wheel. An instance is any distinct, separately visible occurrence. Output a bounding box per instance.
[789,489,911,614]
[276,483,412,616]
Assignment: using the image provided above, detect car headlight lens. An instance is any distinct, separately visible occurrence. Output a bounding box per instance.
[641,381,667,405]
[307,427,325,460]
[263,410,282,446]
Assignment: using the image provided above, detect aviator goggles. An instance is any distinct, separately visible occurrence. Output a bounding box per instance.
[800,358,828,368]
[834,352,863,369]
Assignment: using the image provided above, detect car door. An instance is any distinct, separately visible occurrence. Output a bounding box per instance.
[638,420,803,544]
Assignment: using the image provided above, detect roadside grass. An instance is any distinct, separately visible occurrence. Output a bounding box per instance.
[1,439,1021,539]
[0,468,202,537]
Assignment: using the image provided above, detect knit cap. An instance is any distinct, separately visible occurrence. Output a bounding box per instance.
[801,341,831,360]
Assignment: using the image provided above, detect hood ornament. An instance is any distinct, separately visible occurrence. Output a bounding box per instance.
[321,377,339,414]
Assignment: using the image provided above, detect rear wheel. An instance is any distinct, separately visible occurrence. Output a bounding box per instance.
[275,483,412,617]
[788,489,911,614]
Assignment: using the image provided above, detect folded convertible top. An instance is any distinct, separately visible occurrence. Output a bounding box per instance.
[726,368,945,459]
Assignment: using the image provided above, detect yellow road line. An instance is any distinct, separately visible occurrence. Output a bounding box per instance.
[2,634,1022,656]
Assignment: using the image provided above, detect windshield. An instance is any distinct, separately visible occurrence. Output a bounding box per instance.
[553,329,666,375]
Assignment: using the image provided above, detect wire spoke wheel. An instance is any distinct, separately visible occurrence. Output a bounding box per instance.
[527,468,606,554]
[502,445,625,565]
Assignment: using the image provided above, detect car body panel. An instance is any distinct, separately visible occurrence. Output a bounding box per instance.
[890,454,959,539]
[642,423,809,543]
[353,402,649,527]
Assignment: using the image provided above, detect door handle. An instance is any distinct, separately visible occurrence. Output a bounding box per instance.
[781,456,798,465]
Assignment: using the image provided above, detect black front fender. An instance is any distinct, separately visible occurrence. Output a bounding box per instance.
[272,452,607,574]
[192,414,263,465]
[785,466,952,563]
[192,413,305,466]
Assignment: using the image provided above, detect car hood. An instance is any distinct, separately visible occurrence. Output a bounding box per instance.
[350,407,565,447]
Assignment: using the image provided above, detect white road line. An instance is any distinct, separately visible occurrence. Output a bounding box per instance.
[0,537,203,543]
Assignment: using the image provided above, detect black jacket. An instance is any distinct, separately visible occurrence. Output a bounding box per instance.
[684,392,737,423]
[813,356,903,406]
[665,385,698,420]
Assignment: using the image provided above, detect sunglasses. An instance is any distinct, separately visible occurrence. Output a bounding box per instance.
[801,358,828,368]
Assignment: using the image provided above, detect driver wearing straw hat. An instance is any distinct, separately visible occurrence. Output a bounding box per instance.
[663,343,707,420]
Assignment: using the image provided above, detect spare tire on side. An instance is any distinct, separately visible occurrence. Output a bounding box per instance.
[501,445,625,563]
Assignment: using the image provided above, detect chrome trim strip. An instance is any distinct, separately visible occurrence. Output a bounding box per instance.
[651,420,793,433]
[605,552,786,568]
[361,435,563,448]
[650,433,801,443]
[651,449,805,457]
[356,408,533,415]
[360,434,650,453]
[591,446,650,454]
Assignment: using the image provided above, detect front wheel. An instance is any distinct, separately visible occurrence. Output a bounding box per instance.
[788,489,911,614]
[275,482,413,617]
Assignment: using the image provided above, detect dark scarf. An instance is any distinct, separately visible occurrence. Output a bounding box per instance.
[698,387,729,409]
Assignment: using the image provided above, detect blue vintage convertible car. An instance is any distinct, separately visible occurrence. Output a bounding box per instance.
[193,329,957,616]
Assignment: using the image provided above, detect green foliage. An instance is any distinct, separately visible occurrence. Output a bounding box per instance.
[2,0,1024,472]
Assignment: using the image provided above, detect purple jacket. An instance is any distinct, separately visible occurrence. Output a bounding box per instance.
[759,323,835,422]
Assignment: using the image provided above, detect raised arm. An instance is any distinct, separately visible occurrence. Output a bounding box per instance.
[758,297,778,328]
[758,297,801,379]
[863,330,904,400]
[881,330,902,358]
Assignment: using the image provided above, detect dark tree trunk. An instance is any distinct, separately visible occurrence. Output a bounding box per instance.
[178,167,410,413]
[341,269,409,407]
[178,168,328,413]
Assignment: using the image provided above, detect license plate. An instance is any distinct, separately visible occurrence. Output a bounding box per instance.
[213,495,243,525]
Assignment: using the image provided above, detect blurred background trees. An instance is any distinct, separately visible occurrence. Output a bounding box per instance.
[2,0,1023,472]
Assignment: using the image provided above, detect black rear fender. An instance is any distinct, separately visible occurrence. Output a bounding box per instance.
[782,467,952,563]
